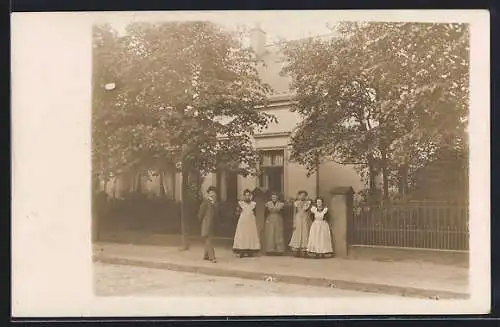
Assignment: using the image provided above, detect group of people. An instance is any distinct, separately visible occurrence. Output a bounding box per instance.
[197,186,334,263]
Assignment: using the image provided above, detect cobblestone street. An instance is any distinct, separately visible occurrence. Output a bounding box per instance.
[94,262,405,298]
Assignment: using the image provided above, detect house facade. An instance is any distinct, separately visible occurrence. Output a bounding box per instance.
[102,26,365,202]
[200,26,364,201]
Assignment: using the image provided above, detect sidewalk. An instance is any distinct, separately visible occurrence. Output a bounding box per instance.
[93,239,469,300]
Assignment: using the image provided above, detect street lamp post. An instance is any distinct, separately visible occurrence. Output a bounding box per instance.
[178,104,191,251]
[164,105,191,251]
[180,155,190,251]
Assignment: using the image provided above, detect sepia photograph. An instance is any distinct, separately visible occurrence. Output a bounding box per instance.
[11,10,490,317]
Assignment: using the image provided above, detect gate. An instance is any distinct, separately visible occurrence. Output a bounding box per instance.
[349,202,469,251]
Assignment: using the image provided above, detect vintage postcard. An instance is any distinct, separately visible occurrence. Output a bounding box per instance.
[11,10,490,317]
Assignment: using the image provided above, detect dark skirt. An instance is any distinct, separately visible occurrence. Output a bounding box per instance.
[264,213,285,254]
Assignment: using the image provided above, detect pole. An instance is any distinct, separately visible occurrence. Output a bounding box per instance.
[180,156,190,251]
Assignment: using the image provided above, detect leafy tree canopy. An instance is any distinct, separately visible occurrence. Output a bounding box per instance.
[93,22,276,181]
[281,22,469,177]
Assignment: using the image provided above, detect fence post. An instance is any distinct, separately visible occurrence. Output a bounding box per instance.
[329,186,354,258]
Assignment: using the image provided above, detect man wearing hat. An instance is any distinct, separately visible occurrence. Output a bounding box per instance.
[198,186,218,263]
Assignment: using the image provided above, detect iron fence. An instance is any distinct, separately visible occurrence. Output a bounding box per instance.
[349,202,469,251]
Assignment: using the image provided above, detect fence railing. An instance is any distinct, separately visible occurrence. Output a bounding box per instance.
[96,195,469,251]
[95,195,297,240]
[349,202,469,251]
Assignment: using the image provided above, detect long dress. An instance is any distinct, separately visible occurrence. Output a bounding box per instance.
[233,200,261,254]
[253,193,266,251]
[288,200,311,252]
[264,201,285,254]
[307,206,333,255]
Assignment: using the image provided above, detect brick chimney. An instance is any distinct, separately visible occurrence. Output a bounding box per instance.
[249,23,267,57]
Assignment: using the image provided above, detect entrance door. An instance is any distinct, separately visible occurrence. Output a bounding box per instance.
[226,171,238,203]
[258,149,285,195]
[265,167,283,195]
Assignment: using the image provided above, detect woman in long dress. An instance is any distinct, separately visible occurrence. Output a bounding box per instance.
[252,187,267,253]
[233,189,261,258]
[307,197,333,258]
[288,190,311,257]
[264,191,285,255]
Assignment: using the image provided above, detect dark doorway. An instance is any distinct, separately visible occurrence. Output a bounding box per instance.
[216,169,239,202]
[260,166,283,194]
[215,169,239,238]
[226,171,238,203]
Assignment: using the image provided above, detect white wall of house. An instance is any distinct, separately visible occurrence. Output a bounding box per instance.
[258,105,301,135]
[254,135,288,149]
[238,174,258,196]
[318,161,365,199]
[211,104,366,201]
[98,100,365,203]
[286,149,318,200]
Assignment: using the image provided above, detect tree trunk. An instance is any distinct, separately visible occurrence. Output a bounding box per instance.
[381,150,389,201]
[112,178,117,198]
[398,164,409,198]
[180,163,190,250]
[383,169,389,201]
[159,171,166,197]
[367,156,377,203]
[135,172,142,194]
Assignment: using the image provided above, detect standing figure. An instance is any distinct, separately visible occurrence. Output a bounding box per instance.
[288,190,312,257]
[264,191,285,255]
[307,197,333,258]
[252,187,267,253]
[197,186,218,263]
[233,189,261,258]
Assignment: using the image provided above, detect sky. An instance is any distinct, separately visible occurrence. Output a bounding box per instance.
[94,11,339,44]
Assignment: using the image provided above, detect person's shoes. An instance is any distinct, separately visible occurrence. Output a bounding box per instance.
[210,259,217,263]
[203,257,209,261]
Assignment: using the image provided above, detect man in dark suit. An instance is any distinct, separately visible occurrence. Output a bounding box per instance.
[198,186,217,263]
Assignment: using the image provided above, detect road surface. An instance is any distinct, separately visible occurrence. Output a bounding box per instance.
[94,262,401,298]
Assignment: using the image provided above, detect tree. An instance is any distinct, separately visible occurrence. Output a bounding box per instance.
[92,22,276,248]
[280,22,469,202]
[92,24,126,193]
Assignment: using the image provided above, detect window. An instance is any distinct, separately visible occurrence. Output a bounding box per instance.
[260,150,284,167]
[258,149,284,194]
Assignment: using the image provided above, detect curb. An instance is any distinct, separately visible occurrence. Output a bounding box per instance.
[93,254,469,300]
